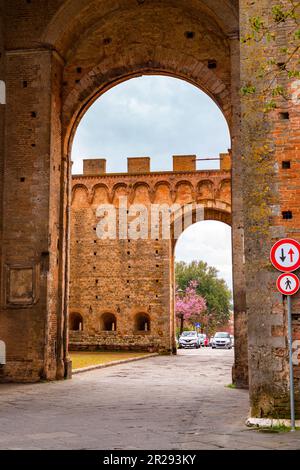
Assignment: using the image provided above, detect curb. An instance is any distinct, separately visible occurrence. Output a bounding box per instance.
[246,417,300,428]
[72,353,159,375]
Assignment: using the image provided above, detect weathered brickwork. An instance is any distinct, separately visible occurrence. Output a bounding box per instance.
[70,157,231,353]
[0,0,299,419]
[240,0,300,418]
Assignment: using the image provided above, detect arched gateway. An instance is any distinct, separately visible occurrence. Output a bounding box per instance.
[0,1,299,421]
[70,154,232,354]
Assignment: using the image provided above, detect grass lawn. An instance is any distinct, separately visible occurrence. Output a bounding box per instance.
[70,351,151,370]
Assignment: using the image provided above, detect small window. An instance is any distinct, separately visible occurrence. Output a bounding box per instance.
[69,313,83,331]
[282,211,293,220]
[279,112,289,120]
[184,31,195,39]
[282,161,291,169]
[100,313,117,331]
[208,60,217,69]
[134,313,151,332]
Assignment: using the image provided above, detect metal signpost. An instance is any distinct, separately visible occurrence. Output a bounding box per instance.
[270,238,300,432]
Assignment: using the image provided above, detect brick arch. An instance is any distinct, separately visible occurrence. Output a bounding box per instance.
[154,181,173,204]
[63,66,231,157]
[171,200,231,243]
[174,180,196,204]
[100,312,117,332]
[69,312,84,331]
[91,183,110,204]
[131,182,152,205]
[52,0,234,162]
[71,184,89,206]
[216,178,232,201]
[111,183,129,205]
[134,313,151,333]
[197,180,215,200]
[154,181,172,191]
[42,0,238,58]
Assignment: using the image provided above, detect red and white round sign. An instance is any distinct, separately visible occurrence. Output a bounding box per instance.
[270,238,300,272]
[276,273,300,296]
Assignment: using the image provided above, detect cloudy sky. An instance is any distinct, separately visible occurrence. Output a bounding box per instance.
[72,76,232,290]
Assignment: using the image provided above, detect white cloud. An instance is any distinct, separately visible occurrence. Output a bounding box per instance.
[71,75,231,174]
[175,221,232,291]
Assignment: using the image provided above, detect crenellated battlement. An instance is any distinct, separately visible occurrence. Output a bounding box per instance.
[72,155,232,218]
[78,153,232,177]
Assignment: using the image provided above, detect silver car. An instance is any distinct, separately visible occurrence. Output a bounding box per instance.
[211,332,232,349]
[178,331,201,349]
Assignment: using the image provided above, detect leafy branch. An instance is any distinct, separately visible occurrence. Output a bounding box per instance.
[241,1,300,111]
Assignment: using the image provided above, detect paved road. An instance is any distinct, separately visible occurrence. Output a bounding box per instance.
[0,348,299,450]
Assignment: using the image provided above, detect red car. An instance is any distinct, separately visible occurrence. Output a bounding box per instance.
[204,336,209,347]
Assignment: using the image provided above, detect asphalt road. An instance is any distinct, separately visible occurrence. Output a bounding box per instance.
[0,348,299,450]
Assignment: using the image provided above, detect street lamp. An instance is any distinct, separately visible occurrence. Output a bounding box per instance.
[177,288,184,335]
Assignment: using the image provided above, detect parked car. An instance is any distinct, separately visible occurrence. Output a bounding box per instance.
[197,333,205,347]
[198,333,209,347]
[230,335,234,347]
[209,336,214,347]
[178,331,201,349]
[211,332,232,349]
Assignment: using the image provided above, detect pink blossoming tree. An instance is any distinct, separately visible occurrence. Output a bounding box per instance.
[175,280,206,334]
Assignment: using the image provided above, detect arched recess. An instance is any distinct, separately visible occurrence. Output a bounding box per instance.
[53,0,236,156]
[134,313,151,333]
[169,203,233,353]
[100,313,117,332]
[41,0,245,388]
[43,0,239,56]
[44,0,238,155]
[69,312,84,331]
[64,67,231,158]
[170,202,231,248]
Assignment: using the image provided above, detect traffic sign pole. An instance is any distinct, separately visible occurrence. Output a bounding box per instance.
[271,239,300,431]
[287,295,296,432]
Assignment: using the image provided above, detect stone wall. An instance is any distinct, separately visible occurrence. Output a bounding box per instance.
[240,0,300,418]
[1,0,298,420]
[70,156,232,353]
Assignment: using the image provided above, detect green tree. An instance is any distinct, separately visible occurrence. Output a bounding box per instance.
[175,261,232,333]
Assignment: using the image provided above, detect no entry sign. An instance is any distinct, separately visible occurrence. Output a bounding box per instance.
[270,238,300,272]
[276,272,300,296]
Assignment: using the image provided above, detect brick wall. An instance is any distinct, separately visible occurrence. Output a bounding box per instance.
[69,161,231,353]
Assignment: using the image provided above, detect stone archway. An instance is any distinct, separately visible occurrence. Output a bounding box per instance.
[2,1,298,420]
[69,153,235,359]
[0,0,243,384]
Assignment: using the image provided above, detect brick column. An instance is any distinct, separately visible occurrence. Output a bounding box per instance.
[0,49,66,382]
[240,0,300,418]
[230,33,248,388]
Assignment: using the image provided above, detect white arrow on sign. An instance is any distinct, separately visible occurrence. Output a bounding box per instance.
[270,238,300,272]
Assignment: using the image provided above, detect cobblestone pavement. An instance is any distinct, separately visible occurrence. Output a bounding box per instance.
[0,349,299,450]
